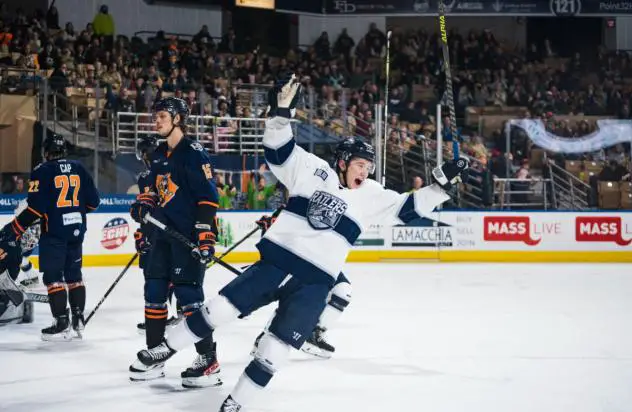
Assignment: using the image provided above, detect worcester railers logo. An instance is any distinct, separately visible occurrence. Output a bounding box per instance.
[307,190,348,230]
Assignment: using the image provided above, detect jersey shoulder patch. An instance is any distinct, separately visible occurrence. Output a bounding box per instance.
[189,141,205,152]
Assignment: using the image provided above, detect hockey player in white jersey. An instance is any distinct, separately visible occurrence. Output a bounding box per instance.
[131,73,468,411]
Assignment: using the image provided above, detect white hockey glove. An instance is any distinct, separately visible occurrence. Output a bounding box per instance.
[266,73,302,119]
[431,158,469,191]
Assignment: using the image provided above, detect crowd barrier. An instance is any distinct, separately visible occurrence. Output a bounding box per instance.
[1,195,630,266]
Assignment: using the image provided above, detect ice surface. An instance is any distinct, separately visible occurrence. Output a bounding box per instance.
[1,263,632,412]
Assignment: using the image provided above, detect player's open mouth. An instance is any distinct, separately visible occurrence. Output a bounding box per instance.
[354,178,363,186]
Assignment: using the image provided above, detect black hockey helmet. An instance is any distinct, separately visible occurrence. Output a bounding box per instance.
[153,97,190,132]
[136,135,158,167]
[42,133,67,161]
[334,138,376,175]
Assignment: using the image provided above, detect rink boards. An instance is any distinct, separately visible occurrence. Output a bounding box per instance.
[0,195,630,265]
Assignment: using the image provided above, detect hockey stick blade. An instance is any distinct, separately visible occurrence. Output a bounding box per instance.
[145,214,242,277]
[26,292,49,303]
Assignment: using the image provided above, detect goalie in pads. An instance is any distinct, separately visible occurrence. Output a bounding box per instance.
[131,73,468,412]
[0,235,34,325]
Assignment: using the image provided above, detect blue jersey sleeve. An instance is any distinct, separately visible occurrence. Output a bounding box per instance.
[26,165,51,217]
[80,165,100,212]
[185,145,220,208]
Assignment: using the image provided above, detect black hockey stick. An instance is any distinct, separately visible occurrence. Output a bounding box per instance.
[207,206,284,269]
[145,214,242,277]
[438,0,460,160]
[84,253,138,325]
[25,292,49,303]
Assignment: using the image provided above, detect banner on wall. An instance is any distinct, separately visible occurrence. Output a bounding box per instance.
[323,0,632,16]
[1,201,631,262]
[510,119,632,154]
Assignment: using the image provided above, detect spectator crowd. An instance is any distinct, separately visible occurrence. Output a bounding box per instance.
[0,3,630,209]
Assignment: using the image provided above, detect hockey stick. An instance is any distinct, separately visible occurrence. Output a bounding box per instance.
[25,292,49,303]
[381,30,392,186]
[438,0,460,160]
[145,214,242,277]
[207,206,284,269]
[84,253,138,325]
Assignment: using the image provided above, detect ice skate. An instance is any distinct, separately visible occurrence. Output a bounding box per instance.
[129,360,165,381]
[300,326,335,359]
[181,346,222,388]
[219,395,241,412]
[41,314,72,342]
[71,308,85,339]
[129,339,176,381]
[129,340,175,381]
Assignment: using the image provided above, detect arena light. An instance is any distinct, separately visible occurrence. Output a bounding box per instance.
[235,0,275,9]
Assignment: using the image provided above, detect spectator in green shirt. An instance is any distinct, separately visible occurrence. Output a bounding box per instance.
[217,173,237,209]
[247,174,275,210]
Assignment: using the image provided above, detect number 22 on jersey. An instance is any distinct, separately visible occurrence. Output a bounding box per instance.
[55,174,81,208]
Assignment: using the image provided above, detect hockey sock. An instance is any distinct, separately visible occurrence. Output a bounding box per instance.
[194,333,215,355]
[168,283,175,305]
[228,360,274,407]
[145,302,168,349]
[231,333,289,407]
[319,281,352,330]
[46,282,68,318]
[166,295,240,351]
[67,281,86,313]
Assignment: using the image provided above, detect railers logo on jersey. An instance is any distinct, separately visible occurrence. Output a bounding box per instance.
[483,216,541,246]
[575,216,632,246]
[307,191,348,230]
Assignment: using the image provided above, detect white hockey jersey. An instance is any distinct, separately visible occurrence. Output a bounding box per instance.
[259,117,451,284]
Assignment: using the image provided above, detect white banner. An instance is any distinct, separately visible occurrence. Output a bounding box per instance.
[509,119,632,153]
[1,211,631,261]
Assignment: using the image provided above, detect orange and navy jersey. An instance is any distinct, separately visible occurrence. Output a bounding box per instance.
[148,137,219,238]
[26,159,100,241]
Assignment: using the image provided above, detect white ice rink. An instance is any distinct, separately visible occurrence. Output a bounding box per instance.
[1,262,632,412]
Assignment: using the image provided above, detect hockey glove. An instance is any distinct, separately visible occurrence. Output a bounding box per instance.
[431,158,469,191]
[266,73,302,119]
[256,215,277,236]
[134,230,151,255]
[130,192,158,224]
[0,222,20,243]
[192,223,216,264]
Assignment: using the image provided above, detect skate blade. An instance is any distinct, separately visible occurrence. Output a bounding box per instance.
[181,374,223,388]
[129,366,165,382]
[41,331,73,342]
[300,343,333,359]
